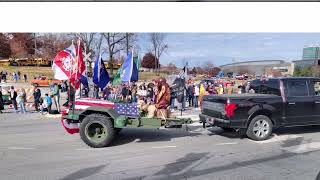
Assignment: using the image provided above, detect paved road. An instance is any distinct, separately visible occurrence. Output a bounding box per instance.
[1,112,320,180]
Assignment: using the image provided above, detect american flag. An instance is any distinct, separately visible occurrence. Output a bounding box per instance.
[114,103,139,117]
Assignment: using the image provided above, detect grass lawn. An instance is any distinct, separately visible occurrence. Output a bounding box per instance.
[0,66,53,79]
[0,66,169,82]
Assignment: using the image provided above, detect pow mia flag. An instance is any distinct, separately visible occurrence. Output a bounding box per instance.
[170,77,185,103]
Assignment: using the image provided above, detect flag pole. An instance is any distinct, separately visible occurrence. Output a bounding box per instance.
[68,40,74,109]
[76,38,81,94]
[124,48,134,118]
[72,38,81,115]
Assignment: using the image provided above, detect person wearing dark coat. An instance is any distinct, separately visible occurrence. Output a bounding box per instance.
[10,86,18,113]
[33,86,41,111]
[0,86,4,113]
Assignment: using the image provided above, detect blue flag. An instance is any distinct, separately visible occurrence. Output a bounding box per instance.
[93,55,110,89]
[121,51,138,82]
[80,73,88,88]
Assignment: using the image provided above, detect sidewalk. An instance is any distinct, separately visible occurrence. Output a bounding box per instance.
[172,107,201,122]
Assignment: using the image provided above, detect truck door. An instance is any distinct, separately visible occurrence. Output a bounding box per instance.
[285,80,314,125]
[308,80,320,124]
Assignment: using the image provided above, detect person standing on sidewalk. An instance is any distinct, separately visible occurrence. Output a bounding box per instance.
[33,85,41,112]
[23,74,27,83]
[13,73,18,83]
[194,84,199,108]
[44,94,52,114]
[10,86,18,113]
[0,86,4,113]
[187,83,195,107]
[52,83,60,112]
[16,88,26,114]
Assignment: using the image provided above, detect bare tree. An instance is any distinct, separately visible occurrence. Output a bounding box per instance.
[75,33,96,55]
[124,33,137,55]
[201,61,214,75]
[149,33,168,75]
[102,33,126,75]
[95,33,104,56]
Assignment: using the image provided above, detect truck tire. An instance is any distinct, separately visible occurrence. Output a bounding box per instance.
[246,115,273,141]
[80,113,115,148]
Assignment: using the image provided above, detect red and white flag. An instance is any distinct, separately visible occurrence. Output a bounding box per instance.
[52,40,85,89]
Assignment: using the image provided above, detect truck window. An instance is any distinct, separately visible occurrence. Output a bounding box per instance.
[310,81,320,96]
[287,80,309,97]
[250,80,281,96]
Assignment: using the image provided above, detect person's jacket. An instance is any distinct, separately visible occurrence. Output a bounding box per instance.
[10,90,17,100]
[16,92,25,104]
[0,91,4,110]
[52,85,60,96]
[33,89,41,101]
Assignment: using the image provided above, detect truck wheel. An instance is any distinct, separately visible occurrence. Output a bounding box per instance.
[246,115,273,141]
[80,113,115,148]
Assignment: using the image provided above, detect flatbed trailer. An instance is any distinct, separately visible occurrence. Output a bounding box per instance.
[61,98,192,148]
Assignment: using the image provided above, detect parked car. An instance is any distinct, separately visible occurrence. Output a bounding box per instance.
[31,76,61,87]
[200,77,320,141]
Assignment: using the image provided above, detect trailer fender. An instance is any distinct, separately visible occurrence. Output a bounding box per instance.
[79,106,124,128]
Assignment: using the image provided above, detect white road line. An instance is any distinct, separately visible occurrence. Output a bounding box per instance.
[151,146,177,149]
[7,147,35,150]
[252,134,302,144]
[76,148,105,151]
[187,122,202,127]
[216,142,238,145]
[281,142,320,154]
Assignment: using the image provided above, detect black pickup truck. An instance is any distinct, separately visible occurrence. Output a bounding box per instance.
[199,77,320,141]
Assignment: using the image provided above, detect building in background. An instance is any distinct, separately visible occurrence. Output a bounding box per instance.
[220,60,293,77]
[292,59,319,69]
[302,45,320,60]
[292,45,320,71]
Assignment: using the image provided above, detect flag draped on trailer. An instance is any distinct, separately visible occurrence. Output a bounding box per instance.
[93,55,110,89]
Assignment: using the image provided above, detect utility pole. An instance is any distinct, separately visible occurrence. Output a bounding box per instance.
[34,33,37,56]
[34,33,38,66]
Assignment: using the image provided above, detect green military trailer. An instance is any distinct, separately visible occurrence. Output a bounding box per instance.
[61,99,192,148]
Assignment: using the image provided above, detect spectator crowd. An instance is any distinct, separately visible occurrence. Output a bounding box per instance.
[0,71,256,115]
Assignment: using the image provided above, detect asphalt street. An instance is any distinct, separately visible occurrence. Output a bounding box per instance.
[1,111,320,180]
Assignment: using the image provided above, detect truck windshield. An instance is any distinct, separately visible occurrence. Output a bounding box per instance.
[250,80,281,96]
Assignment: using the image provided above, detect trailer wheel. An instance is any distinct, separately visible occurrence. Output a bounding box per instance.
[80,113,115,148]
[246,115,273,141]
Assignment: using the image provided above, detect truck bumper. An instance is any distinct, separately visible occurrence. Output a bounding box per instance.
[61,109,80,134]
[199,114,247,128]
[199,114,231,127]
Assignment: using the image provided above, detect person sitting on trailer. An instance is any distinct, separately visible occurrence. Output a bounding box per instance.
[155,77,171,119]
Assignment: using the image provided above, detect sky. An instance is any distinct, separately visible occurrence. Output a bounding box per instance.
[137,33,320,67]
